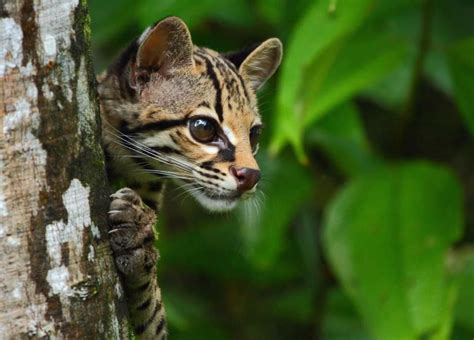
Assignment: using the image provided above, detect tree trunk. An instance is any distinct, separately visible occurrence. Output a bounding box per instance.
[0,0,130,338]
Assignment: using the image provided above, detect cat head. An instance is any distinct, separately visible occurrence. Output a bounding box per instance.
[103,16,282,212]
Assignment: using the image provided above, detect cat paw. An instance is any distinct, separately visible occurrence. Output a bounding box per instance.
[108,188,158,276]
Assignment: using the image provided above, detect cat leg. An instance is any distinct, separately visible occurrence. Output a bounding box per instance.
[108,188,167,339]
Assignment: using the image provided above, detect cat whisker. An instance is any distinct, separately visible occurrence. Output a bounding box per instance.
[126,161,194,181]
[105,125,196,173]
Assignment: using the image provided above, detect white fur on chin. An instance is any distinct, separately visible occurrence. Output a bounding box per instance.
[191,190,238,212]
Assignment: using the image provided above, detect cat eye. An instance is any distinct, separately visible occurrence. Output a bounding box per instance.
[189,117,218,143]
[249,125,262,151]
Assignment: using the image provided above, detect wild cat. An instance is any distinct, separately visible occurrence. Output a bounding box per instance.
[98,16,282,339]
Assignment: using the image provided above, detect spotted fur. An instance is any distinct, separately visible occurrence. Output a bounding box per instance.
[100,16,282,339]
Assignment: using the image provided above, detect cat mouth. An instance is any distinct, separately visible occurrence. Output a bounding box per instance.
[186,186,243,212]
[199,188,241,201]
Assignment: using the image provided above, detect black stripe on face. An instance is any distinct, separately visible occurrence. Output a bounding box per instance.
[200,162,226,176]
[201,55,224,122]
[123,118,188,134]
[197,172,221,181]
[221,57,250,102]
[193,166,225,181]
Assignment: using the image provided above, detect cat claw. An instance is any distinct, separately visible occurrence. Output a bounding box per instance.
[107,188,157,275]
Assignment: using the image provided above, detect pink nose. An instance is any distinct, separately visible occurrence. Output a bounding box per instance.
[230,166,261,193]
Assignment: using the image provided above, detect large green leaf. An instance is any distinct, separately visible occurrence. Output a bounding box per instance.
[271,0,374,159]
[323,162,463,339]
[446,38,474,136]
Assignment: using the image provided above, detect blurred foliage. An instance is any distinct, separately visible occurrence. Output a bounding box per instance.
[89,0,474,338]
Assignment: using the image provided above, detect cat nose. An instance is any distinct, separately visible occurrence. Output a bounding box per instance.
[230,166,261,193]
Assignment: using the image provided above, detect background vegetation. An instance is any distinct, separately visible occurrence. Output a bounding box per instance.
[89,0,474,338]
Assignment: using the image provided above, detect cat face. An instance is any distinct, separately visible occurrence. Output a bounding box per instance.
[103,17,282,212]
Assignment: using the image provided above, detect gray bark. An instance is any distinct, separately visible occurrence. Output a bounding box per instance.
[0,0,130,338]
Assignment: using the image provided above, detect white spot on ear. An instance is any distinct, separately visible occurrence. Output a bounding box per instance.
[223,125,238,145]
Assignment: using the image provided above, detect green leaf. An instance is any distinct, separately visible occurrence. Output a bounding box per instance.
[322,288,371,340]
[424,51,453,97]
[453,247,474,332]
[137,0,254,30]
[271,0,374,158]
[256,0,285,27]
[271,0,411,161]
[431,0,474,45]
[446,37,474,136]
[159,222,255,281]
[302,29,407,127]
[265,287,314,323]
[159,218,300,284]
[89,0,139,44]
[163,288,230,339]
[323,162,463,340]
[306,102,381,177]
[239,153,315,269]
[323,0,422,110]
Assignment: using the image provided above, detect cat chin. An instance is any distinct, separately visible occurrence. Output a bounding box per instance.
[191,190,238,212]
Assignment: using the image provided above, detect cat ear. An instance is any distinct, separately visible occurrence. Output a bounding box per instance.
[225,38,283,91]
[132,16,194,85]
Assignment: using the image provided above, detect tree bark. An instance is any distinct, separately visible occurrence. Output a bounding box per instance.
[0,0,130,338]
